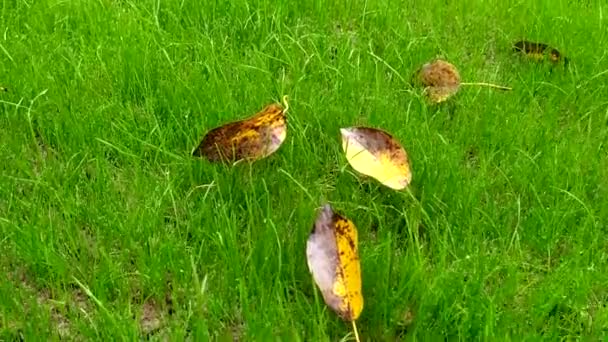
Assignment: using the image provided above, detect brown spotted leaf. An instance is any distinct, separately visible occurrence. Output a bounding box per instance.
[415,59,461,103]
[192,96,288,163]
[414,59,511,103]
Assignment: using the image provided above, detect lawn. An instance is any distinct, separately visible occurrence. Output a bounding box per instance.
[1,0,607,340]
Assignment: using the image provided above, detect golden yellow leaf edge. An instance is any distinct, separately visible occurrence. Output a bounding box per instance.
[333,212,363,342]
[332,213,364,320]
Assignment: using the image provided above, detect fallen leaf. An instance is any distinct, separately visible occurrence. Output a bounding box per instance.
[340,126,412,190]
[414,59,512,103]
[416,59,461,103]
[192,96,289,163]
[512,40,569,67]
[140,300,163,335]
[306,204,363,341]
[399,306,415,327]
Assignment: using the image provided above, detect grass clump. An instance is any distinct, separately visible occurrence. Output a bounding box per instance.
[1,0,607,340]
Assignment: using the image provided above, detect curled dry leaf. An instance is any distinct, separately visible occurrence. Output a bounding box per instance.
[306,204,363,341]
[340,126,412,190]
[512,40,569,67]
[416,59,461,103]
[415,59,512,103]
[192,96,289,163]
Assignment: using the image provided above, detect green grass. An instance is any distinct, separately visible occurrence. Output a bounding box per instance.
[1,0,607,340]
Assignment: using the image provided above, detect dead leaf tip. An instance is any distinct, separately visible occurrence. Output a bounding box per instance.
[319,203,334,220]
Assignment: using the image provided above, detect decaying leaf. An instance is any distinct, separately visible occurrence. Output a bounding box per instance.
[306,204,363,341]
[414,59,512,103]
[340,126,412,190]
[512,40,569,67]
[192,96,289,163]
[415,59,462,103]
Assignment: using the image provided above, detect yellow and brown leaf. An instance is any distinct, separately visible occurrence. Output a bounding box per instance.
[192,98,288,162]
[341,126,412,190]
[512,40,569,67]
[306,204,363,321]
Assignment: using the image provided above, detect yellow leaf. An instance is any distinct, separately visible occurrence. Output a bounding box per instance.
[306,204,363,323]
[192,96,289,163]
[340,126,412,190]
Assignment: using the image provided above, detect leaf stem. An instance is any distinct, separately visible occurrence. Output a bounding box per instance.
[352,320,361,342]
[282,95,289,113]
[460,82,512,91]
